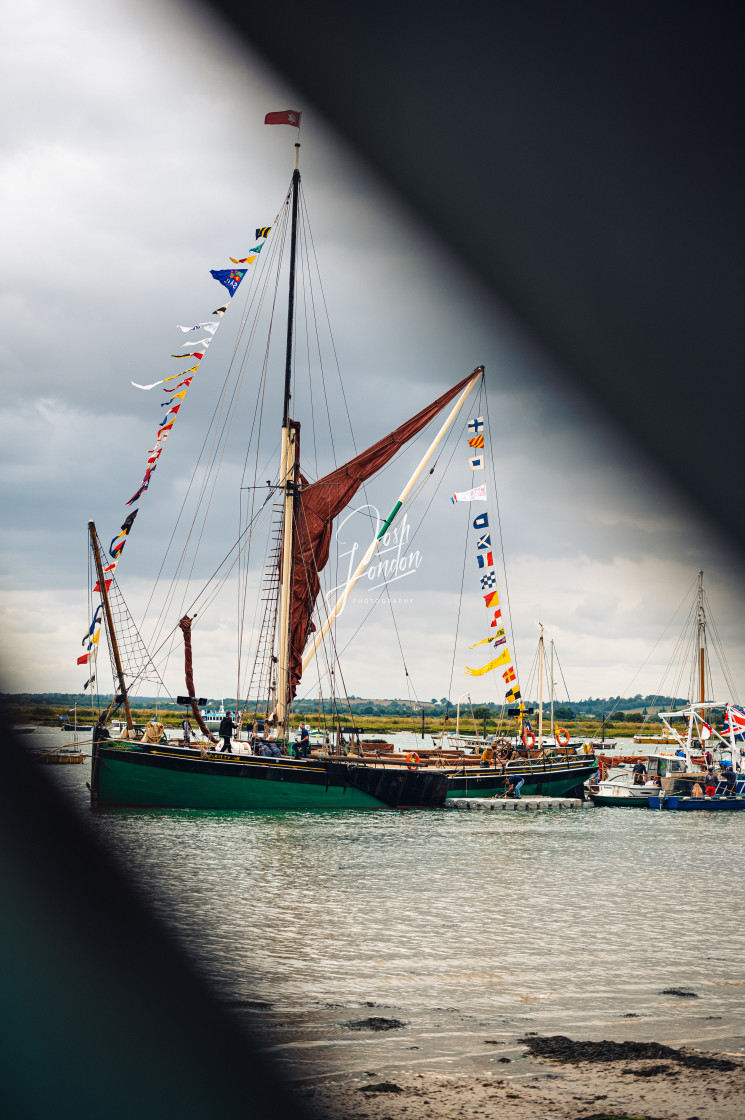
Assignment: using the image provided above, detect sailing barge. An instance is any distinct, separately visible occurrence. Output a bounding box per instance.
[88,137,488,810]
[87,129,598,810]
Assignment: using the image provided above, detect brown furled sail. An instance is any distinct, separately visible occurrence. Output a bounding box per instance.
[288,368,483,696]
[178,615,218,742]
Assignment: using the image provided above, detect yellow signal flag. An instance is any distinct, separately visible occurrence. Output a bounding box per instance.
[469,635,494,649]
[464,649,512,676]
[90,629,100,645]
[468,434,484,448]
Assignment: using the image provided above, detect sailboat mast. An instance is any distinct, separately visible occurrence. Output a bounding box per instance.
[546,640,551,743]
[537,624,544,751]
[698,569,706,706]
[277,145,301,741]
[88,520,133,731]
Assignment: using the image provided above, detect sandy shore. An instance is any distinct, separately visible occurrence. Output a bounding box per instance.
[298,1038,745,1120]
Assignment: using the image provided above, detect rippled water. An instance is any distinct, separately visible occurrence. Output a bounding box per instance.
[36,728,745,1081]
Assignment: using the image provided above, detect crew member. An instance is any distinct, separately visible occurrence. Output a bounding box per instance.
[218,711,237,753]
[504,776,525,800]
[632,759,647,785]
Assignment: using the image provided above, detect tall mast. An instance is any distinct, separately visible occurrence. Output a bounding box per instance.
[697,569,706,706]
[277,144,301,741]
[537,624,544,751]
[88,520,133,732]
[550,638,555,738]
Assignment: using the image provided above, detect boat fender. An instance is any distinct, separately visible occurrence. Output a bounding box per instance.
[556,728,570,746]
[406,752,420,770]
[521,729,535,749]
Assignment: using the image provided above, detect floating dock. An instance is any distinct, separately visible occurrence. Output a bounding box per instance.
[445,796,589,810]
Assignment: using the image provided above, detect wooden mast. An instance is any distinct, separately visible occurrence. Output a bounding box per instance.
[277,144,301,743]
[88,520,133,732]
[537,624,544,751]
[549,638,555,740]
[698,569,706,705]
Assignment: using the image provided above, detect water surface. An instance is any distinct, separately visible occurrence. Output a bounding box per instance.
[36,728,745,1081]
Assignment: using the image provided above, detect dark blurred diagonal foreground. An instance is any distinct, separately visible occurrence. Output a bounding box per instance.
[208,0,745,559]
[2,3,744,1115]
[0,724,307,1120]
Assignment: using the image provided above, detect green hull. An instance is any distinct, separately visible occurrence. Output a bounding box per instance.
[588,792,653,808]
[445,759,597,799]
[93,745,448,810]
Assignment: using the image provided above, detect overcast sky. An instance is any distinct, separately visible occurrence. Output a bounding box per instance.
[3,0,744,710]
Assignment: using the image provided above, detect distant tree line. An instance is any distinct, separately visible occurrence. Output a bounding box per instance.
[1,690,689,721]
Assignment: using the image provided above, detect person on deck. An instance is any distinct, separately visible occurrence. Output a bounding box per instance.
[182,716,192,744]
[218,711,237,753]
[505,776,525,799]
[723,765,738,793]
[632,760,647,785]
[298,724,310,758]
[480,745,495,767]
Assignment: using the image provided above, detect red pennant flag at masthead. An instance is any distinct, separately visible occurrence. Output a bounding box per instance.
[264,110,302,127]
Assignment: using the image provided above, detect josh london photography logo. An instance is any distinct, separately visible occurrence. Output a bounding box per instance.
[325,504,422,614]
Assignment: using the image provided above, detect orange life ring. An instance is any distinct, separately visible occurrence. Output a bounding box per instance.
[556,727,570,746]
[406,752,420,770]
[521,729,535,748]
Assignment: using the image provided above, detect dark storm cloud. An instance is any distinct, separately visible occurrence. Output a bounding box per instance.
[2,0,743,699]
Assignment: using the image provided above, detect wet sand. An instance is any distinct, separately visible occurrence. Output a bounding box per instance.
[298,1038,745,1120]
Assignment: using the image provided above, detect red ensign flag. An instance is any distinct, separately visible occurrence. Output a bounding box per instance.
[265,110,302,127]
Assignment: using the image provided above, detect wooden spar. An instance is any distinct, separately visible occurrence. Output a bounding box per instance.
[277,150,301,741]
[546,645,551,739]
[455,692,470,744]
[277,424,297,738]
[301,368,482,676]
[698,570,706,705]
[88,520,133,731]
[537,624,544,751]
[178,616,217,742]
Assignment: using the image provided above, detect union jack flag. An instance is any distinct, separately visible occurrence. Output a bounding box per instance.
[723,704,745,741]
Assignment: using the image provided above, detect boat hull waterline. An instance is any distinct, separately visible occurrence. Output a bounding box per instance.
[444,758,597,799]
[648,794,745,812]
[94,743,595,809]
[94,745,449,810]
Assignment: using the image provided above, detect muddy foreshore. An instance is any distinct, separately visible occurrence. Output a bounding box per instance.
[296,1034,745,1120]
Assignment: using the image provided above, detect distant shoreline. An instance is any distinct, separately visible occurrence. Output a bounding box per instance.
[7,702,654,739]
